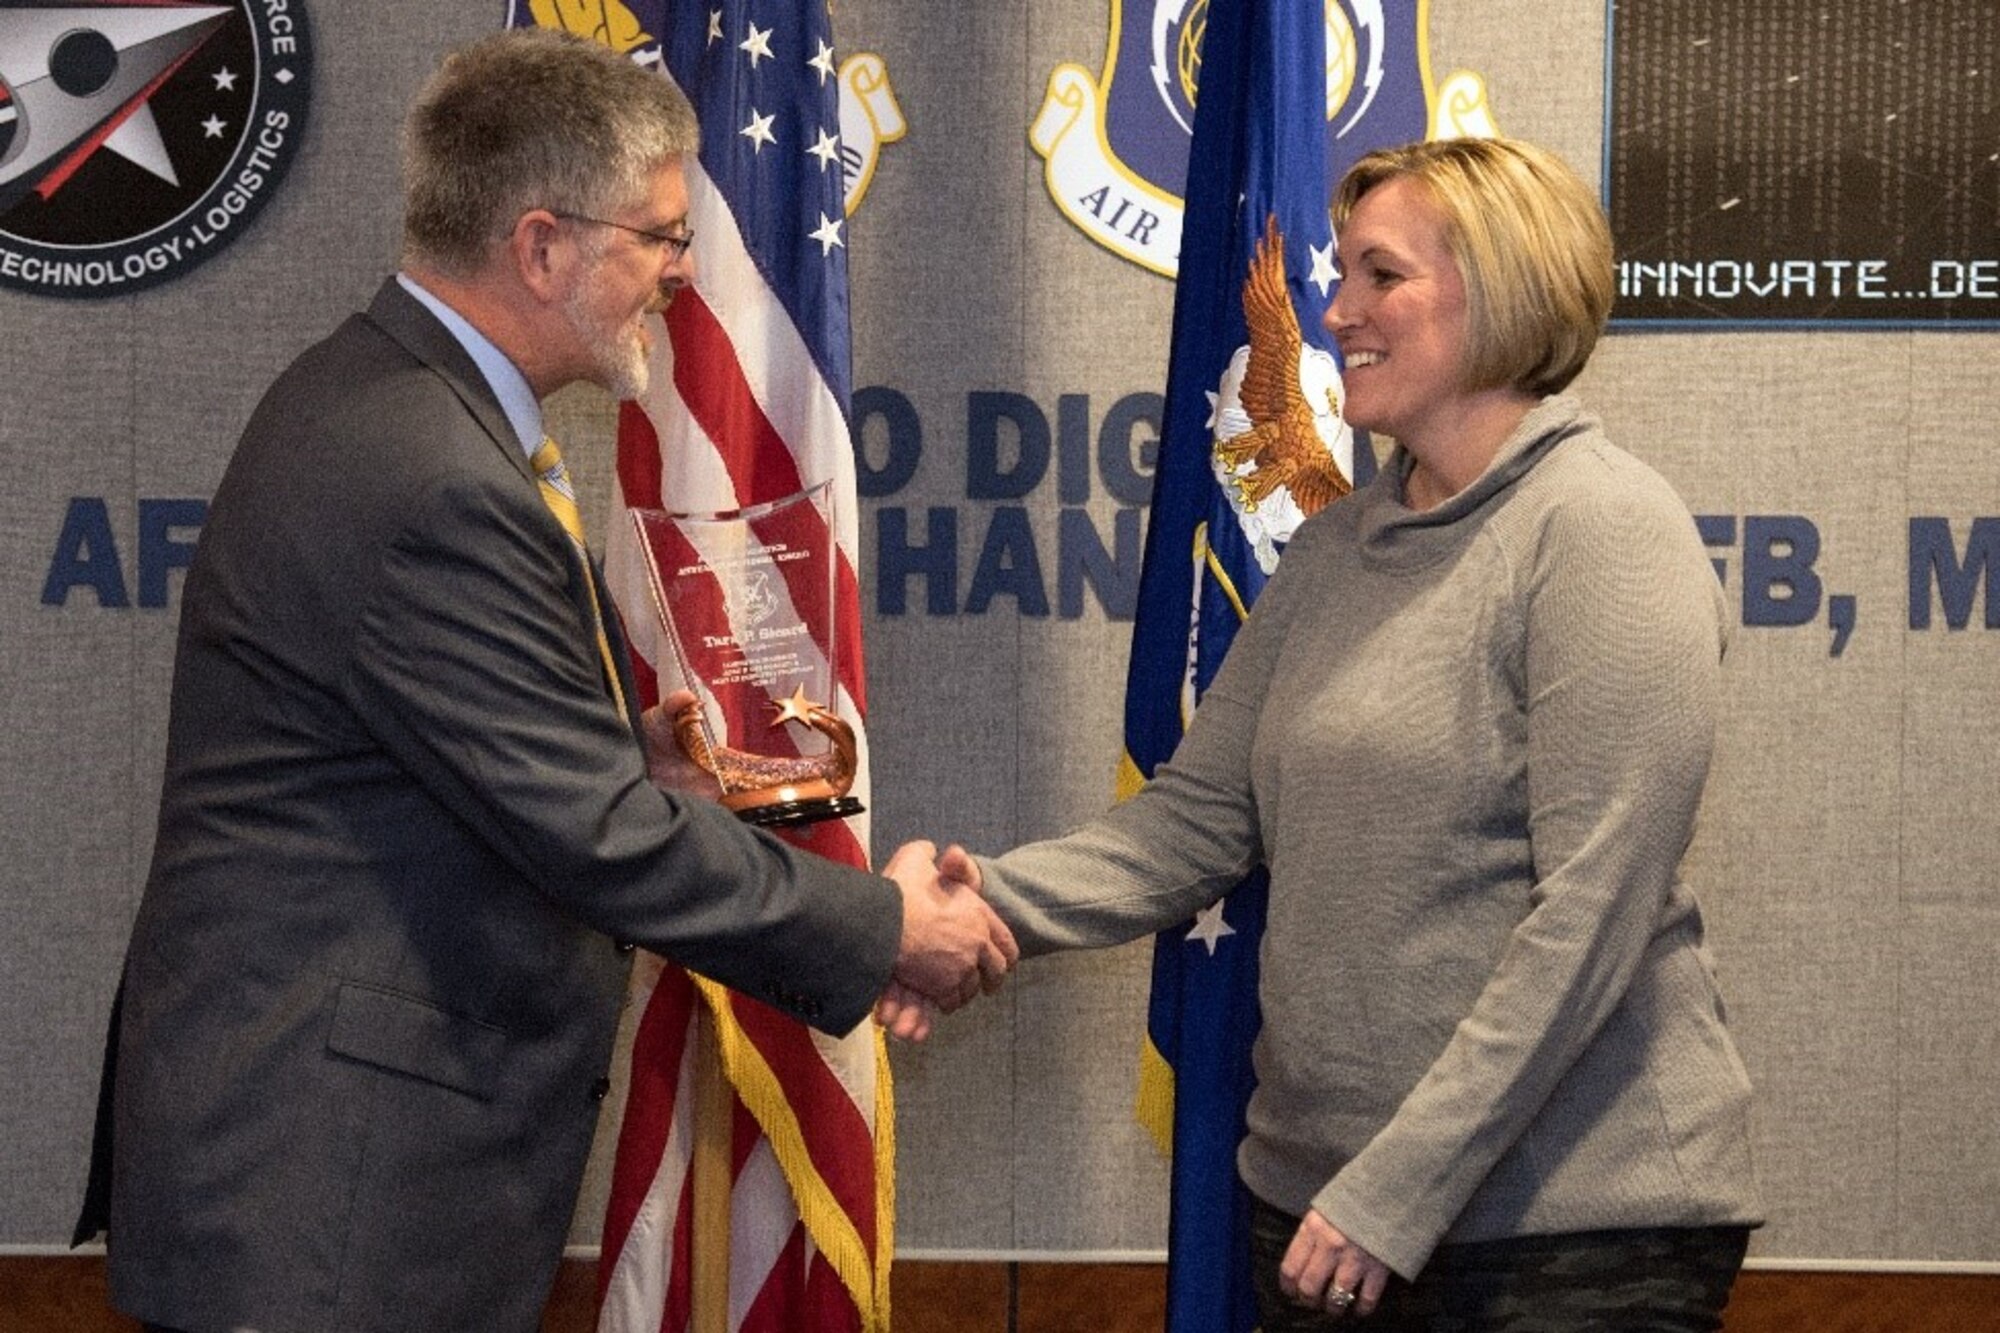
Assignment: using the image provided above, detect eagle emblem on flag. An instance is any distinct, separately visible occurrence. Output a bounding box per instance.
[1209,218,1353,571]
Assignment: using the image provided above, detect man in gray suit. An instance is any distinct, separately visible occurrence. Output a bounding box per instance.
[73,28,1012,1333]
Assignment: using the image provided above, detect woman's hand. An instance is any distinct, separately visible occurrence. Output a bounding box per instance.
[873,980,937,1041]
[1279,1208,1390,1319]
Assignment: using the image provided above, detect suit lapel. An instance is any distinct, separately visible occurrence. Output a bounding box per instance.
[591,556,645,733]
[361,279,643,732]
[361,278,532,486]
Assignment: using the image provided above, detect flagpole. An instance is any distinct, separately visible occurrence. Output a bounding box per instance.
[690,1006,733,1333]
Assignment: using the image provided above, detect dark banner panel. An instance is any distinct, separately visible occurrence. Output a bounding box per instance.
[1605,1,1999,327]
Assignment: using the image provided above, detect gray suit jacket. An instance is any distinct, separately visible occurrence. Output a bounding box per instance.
[86,280,900,1332]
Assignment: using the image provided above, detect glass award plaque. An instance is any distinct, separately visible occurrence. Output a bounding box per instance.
[629,482,863,828]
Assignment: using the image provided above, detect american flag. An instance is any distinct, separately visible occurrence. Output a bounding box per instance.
[507,4,887,1331]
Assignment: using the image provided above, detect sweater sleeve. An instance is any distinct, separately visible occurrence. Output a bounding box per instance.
[975,514,1335,954]
[1312,462,1725,1276]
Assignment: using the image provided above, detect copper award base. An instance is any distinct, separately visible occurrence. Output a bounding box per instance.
[676,697,863,830]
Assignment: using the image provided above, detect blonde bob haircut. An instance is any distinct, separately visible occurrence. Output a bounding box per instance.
[1331,137,1614,397]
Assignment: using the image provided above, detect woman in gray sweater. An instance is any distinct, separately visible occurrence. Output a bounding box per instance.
[890,138,1763,1329]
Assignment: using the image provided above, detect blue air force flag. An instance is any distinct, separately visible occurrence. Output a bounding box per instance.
[1123,2,1436,1328]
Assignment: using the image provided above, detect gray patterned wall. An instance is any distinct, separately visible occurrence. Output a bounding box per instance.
[3,1,1995,1271]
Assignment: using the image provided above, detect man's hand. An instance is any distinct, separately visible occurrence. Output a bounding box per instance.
[641,689,723,798]
[883,840,1017,1023]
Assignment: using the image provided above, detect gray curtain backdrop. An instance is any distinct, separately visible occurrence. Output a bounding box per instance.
[3,1,1994,1269]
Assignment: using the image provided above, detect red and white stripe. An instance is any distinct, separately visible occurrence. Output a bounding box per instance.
[595,154,888,1333]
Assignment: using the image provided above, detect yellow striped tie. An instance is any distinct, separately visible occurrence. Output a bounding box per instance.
[530,436,629,720]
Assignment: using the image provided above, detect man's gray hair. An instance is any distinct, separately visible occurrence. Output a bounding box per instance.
[401,28,698,274]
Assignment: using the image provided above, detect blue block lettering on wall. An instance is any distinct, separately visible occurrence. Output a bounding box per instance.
[42,498,129,607]
[41,496,209,608]
[967,506,1049,615]
[1695,514,1737,584]
[877,506,958,615]
[1056,390,1168,504]
[1909,516,2000,629]
[861,388,1156,619]
[852,385,921,498]
[1742,515,1822,626]
[1097,392,1162,505]
[967,392,1051,500]
[139,499,207,607]
[1058,394,1093,504]
[1059,507,1141,620]
[1700,513,1853,654]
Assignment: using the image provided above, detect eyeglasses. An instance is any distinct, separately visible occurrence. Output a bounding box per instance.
[553,212,694,261]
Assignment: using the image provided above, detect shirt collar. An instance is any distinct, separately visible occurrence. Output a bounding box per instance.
[395,272,544,458]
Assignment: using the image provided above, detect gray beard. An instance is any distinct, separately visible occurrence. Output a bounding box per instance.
[564,272,650,401]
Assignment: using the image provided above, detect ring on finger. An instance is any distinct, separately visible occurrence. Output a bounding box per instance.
[1328,1286,1357,1310]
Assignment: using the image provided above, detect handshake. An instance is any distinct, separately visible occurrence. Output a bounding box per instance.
[642,695,1017,1040]
[880,841,1013,1042]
